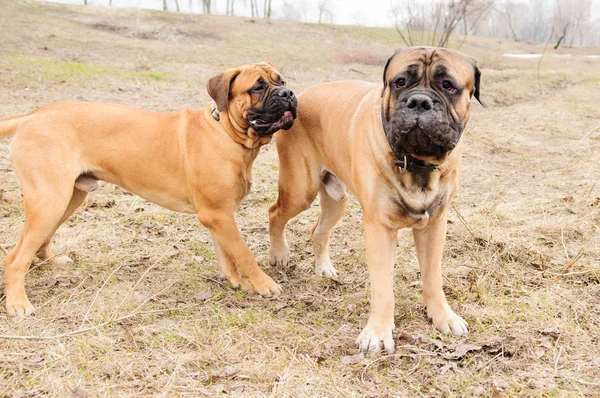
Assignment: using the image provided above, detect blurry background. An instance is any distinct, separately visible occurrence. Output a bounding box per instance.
[49,0,600,46]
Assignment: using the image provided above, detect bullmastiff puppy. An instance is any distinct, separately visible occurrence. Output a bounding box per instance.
[269,47,482,354]
[0,62,297,317]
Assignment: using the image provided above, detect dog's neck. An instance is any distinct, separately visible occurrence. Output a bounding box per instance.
[209,103,272,149]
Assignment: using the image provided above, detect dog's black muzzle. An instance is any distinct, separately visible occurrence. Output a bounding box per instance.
[385,90,463,158]
[248,87,298,136]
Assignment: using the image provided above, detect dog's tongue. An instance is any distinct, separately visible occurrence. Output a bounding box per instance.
[270,111,293,129]
[252,111,293,130]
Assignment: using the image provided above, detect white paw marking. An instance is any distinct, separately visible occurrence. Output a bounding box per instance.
[355,321,395,355]
[269,243,290,267]
[315,259,338,278]
[430,307,469,336]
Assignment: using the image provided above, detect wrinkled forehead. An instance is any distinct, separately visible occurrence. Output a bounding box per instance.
[386,47,474,83]
[235,63,282,86]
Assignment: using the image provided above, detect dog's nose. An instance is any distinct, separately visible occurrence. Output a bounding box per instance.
[277,88,294,98]
[406,94,433,112]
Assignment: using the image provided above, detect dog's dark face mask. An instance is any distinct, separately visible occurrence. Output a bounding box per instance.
[381,47,482,161]
[246,81,298,136]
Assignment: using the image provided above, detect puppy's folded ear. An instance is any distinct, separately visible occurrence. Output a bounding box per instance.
[207,68,241,112]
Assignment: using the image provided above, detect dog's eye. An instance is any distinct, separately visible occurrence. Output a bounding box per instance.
[442,80,456,93]
[252,84,266,91]
[394,78,406,89]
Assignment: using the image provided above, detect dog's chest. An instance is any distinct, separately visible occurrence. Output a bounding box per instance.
[388,188,447,228]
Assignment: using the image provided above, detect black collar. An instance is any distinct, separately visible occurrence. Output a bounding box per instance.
[210,101,220,121]
[380,104,438,173]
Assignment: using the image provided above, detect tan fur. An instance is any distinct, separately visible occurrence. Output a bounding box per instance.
[1,62,285,317]
[269,47,478,354]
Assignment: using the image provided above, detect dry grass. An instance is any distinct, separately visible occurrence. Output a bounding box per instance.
[1,1,599,396]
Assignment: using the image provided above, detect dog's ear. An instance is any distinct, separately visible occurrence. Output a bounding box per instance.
[382,48,405,97]
[207,68,241,112]
[469,58,485,107]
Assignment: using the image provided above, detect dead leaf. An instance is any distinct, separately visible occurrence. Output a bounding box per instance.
[222,365,238,378]
[443,343,483,360]
[312,350,327,364]
[193,291,212,302]
[493,379,510,391]
[541,327,561,337]
[439,361,458,374]
[165,246,180,257]
[341,353,366,365]
[71,387,87,398]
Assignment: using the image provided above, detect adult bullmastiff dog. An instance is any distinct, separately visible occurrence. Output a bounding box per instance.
[269,47,482,354]
[0,62,297,317]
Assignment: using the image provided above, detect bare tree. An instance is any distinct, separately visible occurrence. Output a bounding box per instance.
[266,0,272,19]
[553,22,569,49]
[528,0,553,42]
[496,1,519,41]
[391,0,494,48]
[318,0,334,24]
[163,0,168,11]
[250,0,261,17]
[226,0,236,15]
[202,0,211,14]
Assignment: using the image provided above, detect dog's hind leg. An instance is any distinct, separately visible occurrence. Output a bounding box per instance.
[311,171,348,278]
[36,187,88,266]
[4,184,76,317]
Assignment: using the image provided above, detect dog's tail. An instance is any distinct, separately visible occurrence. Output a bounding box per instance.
[0,114,28,138]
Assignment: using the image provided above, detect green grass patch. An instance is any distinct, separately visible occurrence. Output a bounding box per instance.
[1,56,169,82]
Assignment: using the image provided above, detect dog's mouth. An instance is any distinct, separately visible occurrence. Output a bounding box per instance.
[249,109,296,136]
[386,94,463,159]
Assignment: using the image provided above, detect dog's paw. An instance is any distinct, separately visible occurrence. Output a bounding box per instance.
[48,255,73,266]
[315,259,338,278]
[269,243,290,267]
[356,319,395,355]
[429,305,469,336]
[6,296,35,318]
[225,275,255,293]
[250,274,283,297]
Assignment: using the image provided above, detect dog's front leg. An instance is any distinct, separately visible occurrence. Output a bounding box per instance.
[199,211,282,297]
[413,210,468,336]
[356,220,397,355]
[210,234,255,293]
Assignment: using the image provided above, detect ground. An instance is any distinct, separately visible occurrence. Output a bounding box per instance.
[0,1,599,396]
